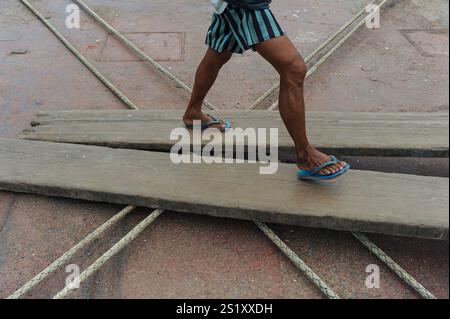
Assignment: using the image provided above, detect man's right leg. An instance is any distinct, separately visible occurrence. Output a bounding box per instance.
[184,48,233,130]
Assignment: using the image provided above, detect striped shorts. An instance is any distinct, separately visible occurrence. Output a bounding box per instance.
[205,4,285,54]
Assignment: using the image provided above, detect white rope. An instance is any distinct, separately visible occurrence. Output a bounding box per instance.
[19,0,435,301]
[20,0,140,110]
[54,209,163,299]
[7,205,136,299]
[255,0,435,299]
[244,1,391,296]
[352,232,437,299]
[269,0,391,110]
[253,0,390,110]
[44,0,335,299]
[256,222,340,299]
[14,0,165,299]
[19,0,349,299]
[73,0,217,111]
[248,0,435,300]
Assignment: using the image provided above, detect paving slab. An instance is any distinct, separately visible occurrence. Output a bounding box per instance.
[271,225,449,299]
[87,212,324,299]
[0,0,125,139]
[1,0,448,299]
[20,110,449,158]
[0,0,325,299]
[84,0,371,109]
[363,232,449,298]
[0,138,448,240]
[301,0,449,113]
[13,0,373,111]
[0,193,124,298]
[97,32,185,62]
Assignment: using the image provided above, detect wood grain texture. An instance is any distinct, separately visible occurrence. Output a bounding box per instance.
[19,110,449,158]
[0,138,448,240]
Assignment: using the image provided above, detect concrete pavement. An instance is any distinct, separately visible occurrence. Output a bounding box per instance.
[0,0,448,298]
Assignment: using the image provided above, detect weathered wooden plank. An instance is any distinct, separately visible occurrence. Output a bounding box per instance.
[0,138,448,240]
[19,110,449,158]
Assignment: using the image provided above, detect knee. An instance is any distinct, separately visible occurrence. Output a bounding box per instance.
[279,56,308,87]
[207,50,232,68]
[217,52,233,66]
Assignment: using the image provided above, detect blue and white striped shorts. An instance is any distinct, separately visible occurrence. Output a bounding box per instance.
[205,4,285,54]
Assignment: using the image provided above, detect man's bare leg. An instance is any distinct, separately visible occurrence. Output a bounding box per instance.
[255,36,346,175]
[184,48,233,130]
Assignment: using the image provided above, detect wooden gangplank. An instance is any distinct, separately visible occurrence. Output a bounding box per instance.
[19,110,449,158]
[0,138,448,240]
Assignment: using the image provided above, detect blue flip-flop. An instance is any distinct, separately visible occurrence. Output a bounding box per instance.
[184,114,231,132]
[297,155,350,181]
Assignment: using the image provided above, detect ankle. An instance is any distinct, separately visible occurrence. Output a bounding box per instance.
[297,144,314,163]
[184,107,202,119]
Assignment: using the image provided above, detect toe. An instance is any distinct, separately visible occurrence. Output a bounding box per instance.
[320,164,343,175]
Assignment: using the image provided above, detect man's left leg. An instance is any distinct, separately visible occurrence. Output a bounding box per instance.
[183,48,233,130]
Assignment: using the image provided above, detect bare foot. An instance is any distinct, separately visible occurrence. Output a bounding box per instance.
[183,108,226,130]
[298,145,348,175]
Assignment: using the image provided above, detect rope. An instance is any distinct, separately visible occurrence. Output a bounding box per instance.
[352,232,437,299]
[18,0,435,301]
[248,0,435,300]
[268,0,391,110]
[244,0,391,295]
[250,0,437,301]
[7,206,136,299]
[19,0,346,299]
[256,222,340,299]
[72,0,217,111]
[15,0,164,299]
[72,0,337,298]
[20,0,140,110]
[251,0,389,110]
[54,209,163,299]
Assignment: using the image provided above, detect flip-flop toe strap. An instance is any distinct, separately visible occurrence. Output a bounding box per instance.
[206,120,222,127]
[207,114,231,130]
[311,155,338,174]
[185,114,231,131]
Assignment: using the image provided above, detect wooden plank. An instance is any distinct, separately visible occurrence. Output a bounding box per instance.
[19,110,449,158]
[0,138,448,240]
